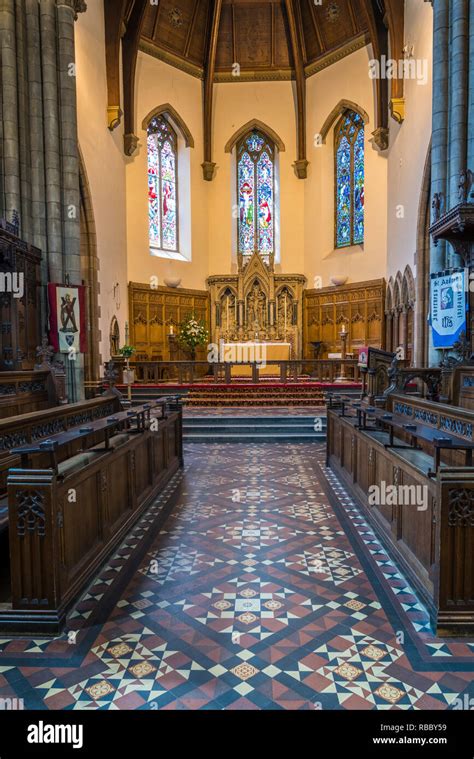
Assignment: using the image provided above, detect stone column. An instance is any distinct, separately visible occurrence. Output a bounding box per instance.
[25,0,47,258]
[40,0,63,283]
[0,0,21,223]
[15,0,32,241]
[448,0,469,209]
[468,0,474,170]
[57,0,81,284]
[430,0,450,273]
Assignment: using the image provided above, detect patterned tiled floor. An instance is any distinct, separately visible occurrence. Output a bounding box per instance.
[0,443,473,710]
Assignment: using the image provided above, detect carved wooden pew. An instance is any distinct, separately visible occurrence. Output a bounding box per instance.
[0,395,127,512]
[0,397,182,634]
[0,370,60,419]
[327,396,474,635]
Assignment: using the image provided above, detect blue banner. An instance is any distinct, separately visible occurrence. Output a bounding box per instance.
[430,269,468,349]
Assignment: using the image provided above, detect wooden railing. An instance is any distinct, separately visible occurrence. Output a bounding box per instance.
[122,359,361,385]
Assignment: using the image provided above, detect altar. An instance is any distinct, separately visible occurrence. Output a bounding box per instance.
[223,342,291,377]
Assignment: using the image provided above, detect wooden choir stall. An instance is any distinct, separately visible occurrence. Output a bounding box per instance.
[326,350,474,636]
[0,392,183,634]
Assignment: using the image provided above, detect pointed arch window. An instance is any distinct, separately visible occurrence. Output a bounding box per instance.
[335,111,365,248]
[237,130,275,257]
[147,115,178,252]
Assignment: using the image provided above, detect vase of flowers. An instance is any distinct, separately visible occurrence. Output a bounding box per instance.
[118,345,135,360]
[178,315,209,361]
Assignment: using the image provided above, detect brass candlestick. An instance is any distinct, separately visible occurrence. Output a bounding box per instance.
[335,328,348,383]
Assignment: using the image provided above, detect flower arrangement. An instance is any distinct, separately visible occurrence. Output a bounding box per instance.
[118,345,135,359]
[178,315,209,359]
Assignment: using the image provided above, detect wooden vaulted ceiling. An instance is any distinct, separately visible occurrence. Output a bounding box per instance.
[140,0,370,81]
[105,0,406,179]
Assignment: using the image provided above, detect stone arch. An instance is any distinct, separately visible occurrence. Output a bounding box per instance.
[141,104,195,148]
[218,284,238,301]
[402,265,416,307]
[386,277,395,312]
[319,99,370,144]
[225,119,286,153]
[275,284,296,299]
[79,147,101,384]
[402,265,416,365]
[394,272,403,309]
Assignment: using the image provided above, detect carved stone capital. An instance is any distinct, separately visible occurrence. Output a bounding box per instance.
[202,161,217,181]
[293,159,309,180]
[371,127,389,152]
[57,0,87,19]
[124,133,139,157]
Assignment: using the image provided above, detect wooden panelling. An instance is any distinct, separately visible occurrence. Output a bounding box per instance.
[0,221,42,371]
[129,282,210,361]
[303,279,385,359]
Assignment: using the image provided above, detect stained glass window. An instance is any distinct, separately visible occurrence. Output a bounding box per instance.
[147,115,178,252]
[335,111,364,248]
[237,130,275,256]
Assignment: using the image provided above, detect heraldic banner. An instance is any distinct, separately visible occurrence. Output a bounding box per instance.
[430,268,468,350]
[48,284,87,354]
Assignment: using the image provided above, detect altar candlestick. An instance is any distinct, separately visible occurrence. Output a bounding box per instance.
[284,295,287,333]
[226,297,230,332]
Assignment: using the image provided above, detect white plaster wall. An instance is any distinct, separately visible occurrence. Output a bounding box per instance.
[75,0,128,362]
[386,0,433,279]
[305,45,388,289]
[127,53,209,290]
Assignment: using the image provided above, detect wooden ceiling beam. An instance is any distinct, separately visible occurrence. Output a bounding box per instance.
[383,0,405,123]
[307,0,325,56]
[284,0,308,178]
[122,0,148,157]
[202,0,223,181]
[362,0,390,151]
[103,0,128,131]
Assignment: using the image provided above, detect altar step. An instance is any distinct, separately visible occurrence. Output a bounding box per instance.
[185,383,325,406]
[120,383,361,408]
[183,415,327,443]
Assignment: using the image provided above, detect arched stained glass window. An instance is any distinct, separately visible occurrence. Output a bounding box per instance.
[335,111,365,248]
[147,115,178,252]
[237,130,275,257]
